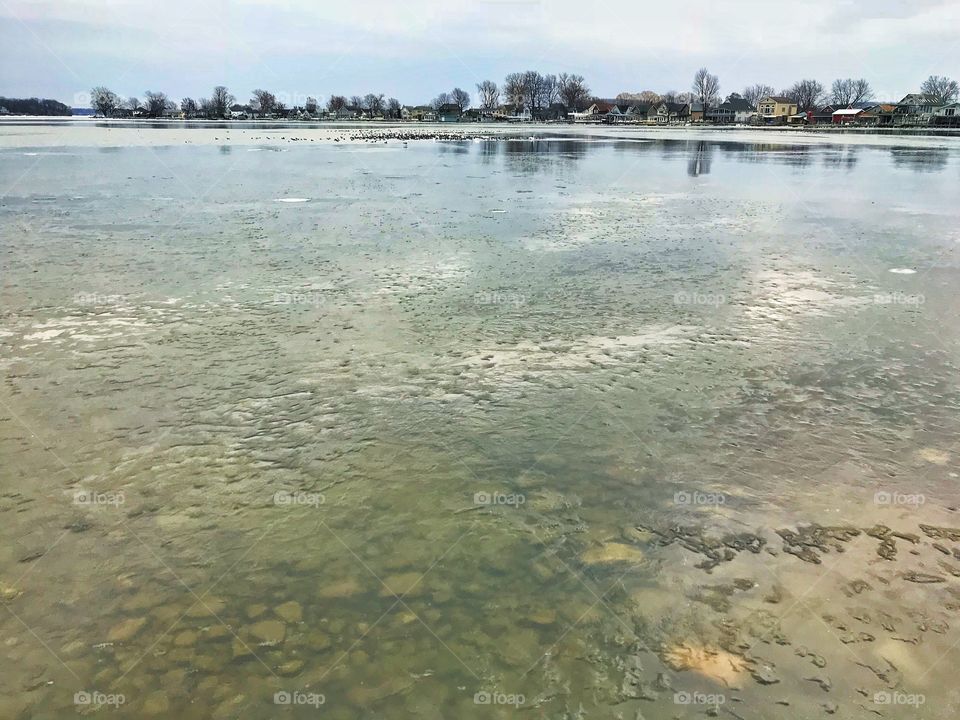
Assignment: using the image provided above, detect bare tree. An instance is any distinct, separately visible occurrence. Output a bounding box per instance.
[477,80,500,111]
[742,84,775,107]
[305,97,318,114]
[90,87,120,117]
[692,67,720,120]
[431,92,450,111]
[180,97,197,117]
[450,87,470,114]
[521,71,544,116]
[831,78,873,106]
[849,78,873,104]
[920,75,959,105]
[788,79,825,110]
[637,90,660,104]
[251,89,276,116]
[349,95,364,112]
[385,98,400,119]
[211,86,234,119]
[144,91,168,117]
[503,73,525,106]
[125,97,142,113]
[198,98,213,118]
[364,93,385,117]
[558,74,591,111]
[327,95,347,113]
[273,101,287,118]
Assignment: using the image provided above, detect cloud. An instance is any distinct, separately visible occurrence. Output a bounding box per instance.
[1,0,958,104]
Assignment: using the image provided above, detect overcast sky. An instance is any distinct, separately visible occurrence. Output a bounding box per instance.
[1,0,958,106]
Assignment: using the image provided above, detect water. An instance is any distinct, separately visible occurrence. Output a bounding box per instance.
[2,125,960,718]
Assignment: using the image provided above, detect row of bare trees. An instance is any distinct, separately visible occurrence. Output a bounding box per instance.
[325,94,401,118]
[92,86,237,118]
[91,73,958,120]
[620,74,957,114]
[468,72,592,116]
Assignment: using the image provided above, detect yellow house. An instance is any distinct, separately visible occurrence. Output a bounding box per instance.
[757,95,798,123]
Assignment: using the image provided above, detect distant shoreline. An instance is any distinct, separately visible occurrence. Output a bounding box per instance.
[2,120,960,151]
[2,115,960,138]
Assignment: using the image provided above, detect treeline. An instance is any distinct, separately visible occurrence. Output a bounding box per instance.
[0,97,72,116]
[86,71,959,121]
[438,72,591,117]
[622,72,959,111]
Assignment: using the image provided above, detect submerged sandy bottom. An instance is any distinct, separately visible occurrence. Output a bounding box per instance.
[1,130,960,719]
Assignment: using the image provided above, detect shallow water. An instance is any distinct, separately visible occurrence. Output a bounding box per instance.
[2,129,960,719]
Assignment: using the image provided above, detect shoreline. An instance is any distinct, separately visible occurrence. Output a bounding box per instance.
[2,119,960,150]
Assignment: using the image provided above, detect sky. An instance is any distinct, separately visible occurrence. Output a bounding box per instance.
[1,0,958,107]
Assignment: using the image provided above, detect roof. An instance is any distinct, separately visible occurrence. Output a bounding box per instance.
[721,98,754,112]
[833,108,865,115]
[761,96,794,104]
[593,101,615,113]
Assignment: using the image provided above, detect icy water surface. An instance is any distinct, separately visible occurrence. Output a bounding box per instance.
[2,130,960,719]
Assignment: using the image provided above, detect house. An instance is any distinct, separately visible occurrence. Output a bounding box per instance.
[832,108,867,124]
[690,102,706,122]
[894,93,936,125]
[604,103,631,123]
[570,102,610,123]
[497,104,532,122]
[436,104,462,122]
[868,104,898,126]
[811,105,837,124]
[931,102,960,127]
[705,99,749,124]
[626,103,651,122]
[707,98,754,124]
[649,101,690,124]
[757,96,798,124]
[400,105,434,122]
[331,107,358,120]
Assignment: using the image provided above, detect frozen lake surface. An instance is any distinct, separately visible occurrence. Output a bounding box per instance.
[2,124,960,718]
